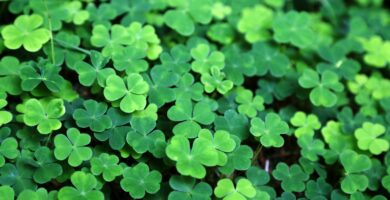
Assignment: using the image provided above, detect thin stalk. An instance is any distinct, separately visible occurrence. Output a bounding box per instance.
[251,143,263,165]
[54,38,91,55]
[43,0,56,64]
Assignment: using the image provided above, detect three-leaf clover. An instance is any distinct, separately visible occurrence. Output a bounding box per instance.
[214,178,256,200]
[0,185,14,200]
[18,98,65,134]
[290,111,321,137]
[166,135,218,179]
[54,128,92,167]
[354,122,389,155]
[168,175,212,200]
[90,24,132,56]
[272,163,310,192]
[167,98,215,138]
[104,74,149,113]
[235,88,264,118]
[297,135,325,162]
[58,171,104,200]
[191,44,225,74]
[120,162,162,199]
[30,146,62,184]
[251,42,290,77]
[339,150,372,194]
[73,100,112,132]
[201,66,233,94]
[91,153,123,182]
[218,145,253,175]
[0,137,19,167]
[237,6,273,43]
[298,69,344,107]
[360,36,390,68]
[250,113,289,147]
[1,14,50,52]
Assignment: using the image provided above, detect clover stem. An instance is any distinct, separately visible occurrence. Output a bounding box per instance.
[54,38,91,55]
[44,132,53,146]
[43,0,56,65]
[251,143,263,166]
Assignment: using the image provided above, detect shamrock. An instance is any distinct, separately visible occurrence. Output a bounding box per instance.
[164,0,213,35]
[167,98,215,138]
[245,167,271,198]
[214,110,250,140]
[166,135,219,179]
[0,97,12,127]
[174,73,204,101]
[237,5,273,43]
[54,128,92,167]
[104,74,149,113]
[201,66,233,94]
[127,22,162,60]
[272,11,315,48]
[354,122,389,155]
[91,153,123,182]
[120,162,162,199]
[235,88,264,118]
[28,147,62,184]
[58,171,104,200]
[90,24,132,56]
[74,50,115,87]
[214,178,256,200]
[145,65,177,107]
[1,14,50,52]
[304,178,332,200]
[0,185,14,200]
[20,60,65,92]
[126,118,165,157]
[207,23,234,45]
[0,137,19,167]
[251,42,290,77]
[339,150,372,194]
[0,163,35,193]
[298,69,344,107]
[159,44,192,75]
[360,36,390,67]
[73,100,112,132]
[0,56,23,95]
[222,45,256,85]
[272,163,310,192]
[250,113,289,148]
[17,98,65,134]
[168,175,212,200]
[112,46,148,73]
[290,111,321,137]
[87,3,117,26]
[190,44,225,75]
[297,135,325,162]
[218,145,253,175]
[321,121,354,153]
[198,129,236,166]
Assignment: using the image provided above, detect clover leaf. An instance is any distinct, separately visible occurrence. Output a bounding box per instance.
[250,113,289,148]
[104,74,149,113]
[191,44,225,75]
[297,135,325,162]
[54,128,92,167]
[235,88,264,118]
[0,137,19,167]
[290,111,321,137]
[120,162,162,199]
[18,98,65,134]
[28,146,62,184]
[0,163,35,193]
[144,66,177,107]
[91,153,123,182]
[251,42,290,77]
[166,135,218,179]
[0,56,23,95]
[127,22,162,60]
[298,69,344,107]
[272,11,315,48]
[222,45,256,85]
[360,36,390,68]
[74,50,115,87]
[58,171,104,200]
[168,175,212,200]
[90,24,132,56]
[201,66,233,94]
[354,122,389,155]
[214,109,249,140]
[112,46,148,73]
[167,98,215,138]
[237,5,273,43]
[272,163,310,192]
[0,185,14,200]
[304,178,332,200]
[339,150,372,194]
[73,100,112,132]
[0,97,12,127]
[214,178,256,200]
[218,144,253,175]
[1,14,50,52]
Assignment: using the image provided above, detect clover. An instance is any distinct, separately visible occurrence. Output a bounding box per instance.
[272,163,310,192]
[174,73,204,102]
[360,36,390,68]
[58,171,104,200]
[304,178,332,200]
[145,65,177,107]
[222,45,256,85]
[298,69,344,107]
[166,135,219,179]
[72,100,112,132]
[250,113,289,148]
[321,121,354,153]
[0,185,14,200]
[112,46,148,73]
[201,66,233,94]
[26,146,62,184]
[1,14,50,52]
[168,175,212,200]
[290,111,321,137]
[90,24,133,56]
[164,0,213,35]
[0,56,23,95]
[214,109,250,140]
[251,42,290,77]
[297,135,325,162]
[218,144,253,175]
[0,96,12,127]
[214,178,256,200]
[120,162,162,199]
[104,74,149,113]
[17,98,65,134]
[167,98,215,138]
[339,150,372,194]
[74,50,115,87]
[127,22,162,60]
[0,163,35,193]
[237,5,273,43]
[54,128,92,167]
[190,44,225,75]
[0,137,19,167]
[91,153,123,182]
[272,11,315,48]
[235,88,264,118]
[354,122,389,155]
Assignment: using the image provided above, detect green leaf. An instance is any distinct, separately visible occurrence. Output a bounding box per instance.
[272,163,309,192]
[360,36,390,67]
[251,42,290,77]
[290,111,321,138]
[0,185,14,200]
[168,175,212,200]
[58,171,104,200]
[91,153,123,182]
[73,100,112,132]
[354,122,389,155]
[214,178,256,200]
[250,113,289,147]
[0,137,19,167]
[191,44,225,75]
[237,6,273,43]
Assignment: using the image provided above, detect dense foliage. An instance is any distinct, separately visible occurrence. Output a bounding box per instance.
[0,0,390,199]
